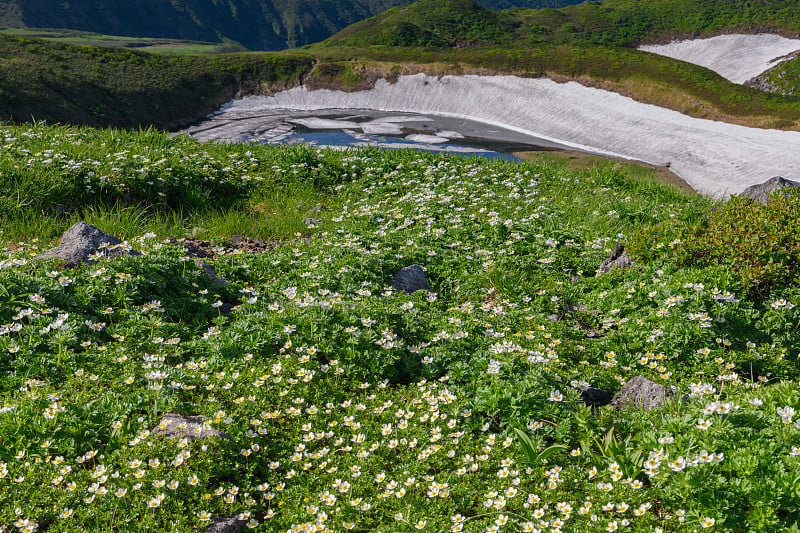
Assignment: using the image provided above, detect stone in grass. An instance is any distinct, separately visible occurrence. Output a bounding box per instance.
[581,387,612,408]
[610,376,677,411]
[34,221,140,268]
[204,516,243,533]
[152,413,229,442]
[392,264,432,294]
[596,243,633,276]
[740,176,800,204]
[196,258,232,287]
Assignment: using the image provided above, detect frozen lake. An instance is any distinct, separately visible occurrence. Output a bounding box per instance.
[178,108,587,162]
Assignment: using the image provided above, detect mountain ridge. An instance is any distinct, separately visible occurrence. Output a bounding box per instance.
[0,0,587,51]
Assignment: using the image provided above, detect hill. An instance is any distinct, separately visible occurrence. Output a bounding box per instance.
[0,0,586,51]
[4,121,800,531]
[321,0,800,48]
[0,34,313,128]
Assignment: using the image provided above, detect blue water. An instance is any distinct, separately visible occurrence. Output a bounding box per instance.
[267,131,523,162]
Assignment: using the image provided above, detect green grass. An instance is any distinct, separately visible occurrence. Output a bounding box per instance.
[4,122,800,531]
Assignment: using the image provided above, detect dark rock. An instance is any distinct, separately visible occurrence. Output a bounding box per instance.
[611,375,677,410]
[392,264,432,294]
[35,222,140,267]
[195,259,232,287]
[182,242,212,259]
[218,302,236,314]
[153,413,229,442]
[204,516,242,533]
[597,243,633,276]
[581,387,612,407]
[740,176,800,204]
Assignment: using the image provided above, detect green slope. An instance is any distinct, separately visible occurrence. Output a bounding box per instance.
[746,53,800,95]
[0,35,314,128]
[321,0,800,49]
[317,0,520,47]
[0,0,587,51]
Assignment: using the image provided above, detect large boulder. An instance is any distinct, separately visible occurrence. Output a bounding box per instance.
[597,243,633,276]
[740,176,800,204]
[35,222,140,267]
[392,264,432,294]
[611,376,677,410]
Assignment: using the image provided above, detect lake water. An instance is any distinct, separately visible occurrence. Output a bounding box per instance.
[179,108,581,162]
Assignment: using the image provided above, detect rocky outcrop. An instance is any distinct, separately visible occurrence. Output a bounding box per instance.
[392,264,432,294]
[35,222,140,267]
[597,243,633,276]
[611,376,677,410]
[740,176,800,204]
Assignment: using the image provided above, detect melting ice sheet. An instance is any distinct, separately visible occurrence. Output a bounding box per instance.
[179,108,579,163]
[178,74,800,197]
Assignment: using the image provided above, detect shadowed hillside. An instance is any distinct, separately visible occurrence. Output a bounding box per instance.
[0,35,314,128]
[0,0,586,51]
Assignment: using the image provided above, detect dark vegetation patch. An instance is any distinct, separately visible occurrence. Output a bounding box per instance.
[0,35,314,129]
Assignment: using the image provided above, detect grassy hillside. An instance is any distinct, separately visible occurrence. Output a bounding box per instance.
[0,28,248,54]
[322,0,800,49]
[516,0,800,46]
[0,0,587,51]
[313,0,520,47]
[0,35,314,129]
[5,122,800,531]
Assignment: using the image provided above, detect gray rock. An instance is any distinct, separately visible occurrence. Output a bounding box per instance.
[597,243,633,276]
[195,259,232,287]
[182,242,212,259]
[392,264,432,294]
[35,222,140,267]
[581,387,612,407]
[204,516,242,533]
[611,376,677,410]
[740,176,800,204]
[152,413,229,442]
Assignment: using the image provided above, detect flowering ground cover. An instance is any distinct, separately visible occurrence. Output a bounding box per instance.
[2,123,800,532]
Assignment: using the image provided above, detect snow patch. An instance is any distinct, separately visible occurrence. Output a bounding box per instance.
[406,134,450,143]
[227,73,800,197]
[639,34,800,84]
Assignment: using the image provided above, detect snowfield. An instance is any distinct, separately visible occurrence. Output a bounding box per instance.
[191,74,800,198]
[638,34,800,84]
